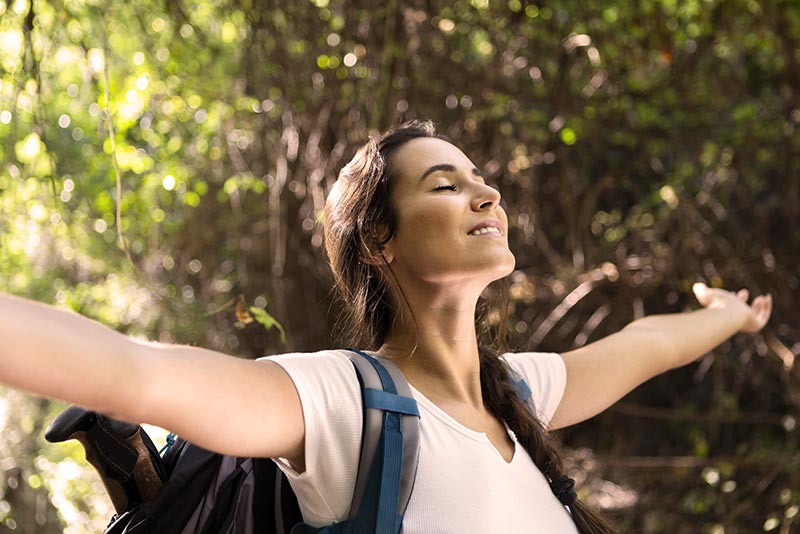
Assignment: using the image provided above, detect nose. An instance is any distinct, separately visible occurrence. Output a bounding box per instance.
[472,183,502,211]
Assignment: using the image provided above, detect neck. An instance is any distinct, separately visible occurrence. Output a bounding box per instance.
[377,283,488,410]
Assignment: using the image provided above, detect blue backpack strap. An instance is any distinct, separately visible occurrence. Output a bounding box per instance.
[505,358,534,411]
[345,349,420,534]
[512,375,532,404]
[291,349,420,534]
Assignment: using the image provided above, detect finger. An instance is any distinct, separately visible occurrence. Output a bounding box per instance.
[692,282,707,293]
[693,282,711,305]
[737,289,749,302]
[755,297,772,321]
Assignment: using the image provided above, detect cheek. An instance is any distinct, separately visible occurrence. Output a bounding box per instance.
[393,202,463,256]
[398,202,459,241]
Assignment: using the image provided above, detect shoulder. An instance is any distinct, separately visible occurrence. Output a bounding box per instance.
[262,348,356,371]
[500,351,567,427]
[500,351,565,380]
[260,348,361,401]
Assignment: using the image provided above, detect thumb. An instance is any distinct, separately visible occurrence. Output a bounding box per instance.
[693,282,712,305]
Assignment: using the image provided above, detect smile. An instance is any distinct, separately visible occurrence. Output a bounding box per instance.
[467,227,503,237]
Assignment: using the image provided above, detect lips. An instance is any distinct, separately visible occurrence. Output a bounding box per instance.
[467,219,504,236]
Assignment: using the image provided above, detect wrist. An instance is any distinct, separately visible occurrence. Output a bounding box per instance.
[702,302,749,333]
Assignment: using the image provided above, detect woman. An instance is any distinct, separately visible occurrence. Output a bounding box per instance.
[0,121,772,533]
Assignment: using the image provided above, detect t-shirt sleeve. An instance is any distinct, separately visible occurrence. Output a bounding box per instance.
[265,350,363,526]
[500,351,567,427]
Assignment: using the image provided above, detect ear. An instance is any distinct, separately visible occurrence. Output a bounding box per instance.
[360,225,394,265]
[360,239,394,265]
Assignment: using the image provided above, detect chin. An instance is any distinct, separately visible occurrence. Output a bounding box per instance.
[487,251,516,281]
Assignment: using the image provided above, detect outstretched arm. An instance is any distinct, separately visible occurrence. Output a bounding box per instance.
[548,283,773,430]
[0,293,305,460]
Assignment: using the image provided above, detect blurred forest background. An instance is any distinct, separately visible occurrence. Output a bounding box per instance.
[0,0,798,532]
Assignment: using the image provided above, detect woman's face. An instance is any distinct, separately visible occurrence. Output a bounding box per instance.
[382,137,515,285]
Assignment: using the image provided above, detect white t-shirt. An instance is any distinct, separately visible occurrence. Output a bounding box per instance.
[268,349,577,534]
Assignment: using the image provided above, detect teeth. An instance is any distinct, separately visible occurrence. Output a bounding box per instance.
[469,226,501,236]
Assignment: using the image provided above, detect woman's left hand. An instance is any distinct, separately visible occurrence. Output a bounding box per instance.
[692,282,772,334]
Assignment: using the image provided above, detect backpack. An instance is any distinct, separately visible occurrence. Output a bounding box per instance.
[46,349,533,533]
[45,349,421,534]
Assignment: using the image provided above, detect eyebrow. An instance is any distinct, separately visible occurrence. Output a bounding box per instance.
[418,164,486,182]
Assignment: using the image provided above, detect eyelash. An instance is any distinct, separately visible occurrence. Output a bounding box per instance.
[433,184,457,191]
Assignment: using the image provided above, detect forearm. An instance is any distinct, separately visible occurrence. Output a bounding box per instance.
[0,292,143,416]
[624,305,747,372]
[554,286,768,428]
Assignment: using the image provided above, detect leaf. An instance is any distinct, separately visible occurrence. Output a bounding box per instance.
[249,306,286,343]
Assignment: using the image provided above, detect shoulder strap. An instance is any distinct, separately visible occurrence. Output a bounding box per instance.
[344,348,420,534]
[512,375,532,403]
[506,362,535,412]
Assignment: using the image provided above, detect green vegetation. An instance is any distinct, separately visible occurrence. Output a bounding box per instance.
[1,0,797,532]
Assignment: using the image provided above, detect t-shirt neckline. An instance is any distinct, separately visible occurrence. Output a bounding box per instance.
[362,350,518,464]
[410,381,519,465]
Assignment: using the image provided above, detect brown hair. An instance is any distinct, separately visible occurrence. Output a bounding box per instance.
[323,120,616,533]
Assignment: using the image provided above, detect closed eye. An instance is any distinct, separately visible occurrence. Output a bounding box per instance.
[433,184,457,192]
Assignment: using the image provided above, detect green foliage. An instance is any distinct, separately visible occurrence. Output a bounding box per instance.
[249,306,287,344]
[0,0,798,532]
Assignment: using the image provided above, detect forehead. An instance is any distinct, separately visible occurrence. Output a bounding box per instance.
[389,137,475,188]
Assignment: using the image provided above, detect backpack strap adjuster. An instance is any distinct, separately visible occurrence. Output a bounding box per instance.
[363,388,420,417]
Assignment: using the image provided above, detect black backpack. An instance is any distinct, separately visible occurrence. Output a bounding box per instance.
[45,349,423,534]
